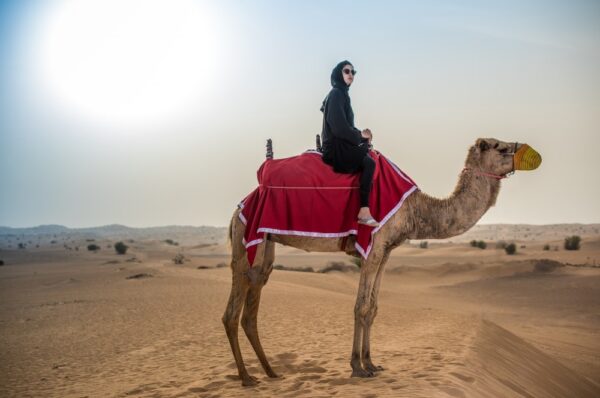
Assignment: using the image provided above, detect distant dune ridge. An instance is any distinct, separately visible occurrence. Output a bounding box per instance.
[0,225,599,396]
[1,222,599,244]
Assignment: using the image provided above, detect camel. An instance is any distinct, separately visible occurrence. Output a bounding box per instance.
[222,138,541,386]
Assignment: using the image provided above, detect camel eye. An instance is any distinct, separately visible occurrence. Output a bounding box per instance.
[493,143,499,149]
[499,148,508,154]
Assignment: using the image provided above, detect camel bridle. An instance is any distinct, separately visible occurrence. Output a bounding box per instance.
[462,141,518,180]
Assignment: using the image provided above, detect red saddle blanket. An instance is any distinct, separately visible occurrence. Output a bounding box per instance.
[238,150,418,266]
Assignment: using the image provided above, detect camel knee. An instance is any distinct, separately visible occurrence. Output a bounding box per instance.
[222,313,235,332]
[354,303,370,326]
[241,313,257,334]
[365,305,378,325]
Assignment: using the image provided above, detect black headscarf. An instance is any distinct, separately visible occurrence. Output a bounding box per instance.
[330,60,353,91]
[321,60,353,112]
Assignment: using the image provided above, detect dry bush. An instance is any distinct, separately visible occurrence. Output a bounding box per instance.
[114,241,128,255]
[564,236,581,251]
[505,243,517,255]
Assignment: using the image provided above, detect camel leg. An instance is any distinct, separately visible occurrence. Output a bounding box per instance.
[351,265,377,378]
[222,271,255,386]
[222,211,258,387]
[361,250,391,373]
[242,284,279,378]
[241,241,279,378]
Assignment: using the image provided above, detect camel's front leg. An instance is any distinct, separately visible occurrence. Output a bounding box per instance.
[361,249,391,372]
[351,269,377,377]
[361,250,390,372]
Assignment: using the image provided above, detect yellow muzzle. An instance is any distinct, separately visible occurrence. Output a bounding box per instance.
[514,144,542,170]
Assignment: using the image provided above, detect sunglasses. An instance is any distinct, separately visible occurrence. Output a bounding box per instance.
[343,68,357,76]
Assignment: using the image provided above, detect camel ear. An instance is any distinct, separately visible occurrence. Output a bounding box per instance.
[476,139,490,151]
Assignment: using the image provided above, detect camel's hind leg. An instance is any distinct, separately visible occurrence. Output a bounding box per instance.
[241,240,278,378]
[222,212,256,386]
[222,271,254,385]
[242,285,279,378]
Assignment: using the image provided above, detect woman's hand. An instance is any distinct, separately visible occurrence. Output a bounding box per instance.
[361,129,372,142]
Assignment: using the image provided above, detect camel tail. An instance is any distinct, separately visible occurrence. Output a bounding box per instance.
[227,214,234,250]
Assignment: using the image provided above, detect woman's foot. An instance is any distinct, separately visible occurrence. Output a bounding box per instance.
[357,207,380,227]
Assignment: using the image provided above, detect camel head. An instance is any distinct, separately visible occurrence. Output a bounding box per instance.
[466,138,542,177]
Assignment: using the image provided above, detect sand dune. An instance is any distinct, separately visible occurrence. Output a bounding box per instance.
[1,234,599,397]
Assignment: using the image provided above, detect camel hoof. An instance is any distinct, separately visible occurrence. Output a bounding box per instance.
[351,368,375,378]
[364,363,384,372]
[267,371,282,379]
[241,375,260,387]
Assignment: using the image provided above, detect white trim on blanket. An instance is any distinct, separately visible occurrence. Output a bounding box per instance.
[256,227,358,239]
[354,184,418,259]
[242,237,263,248]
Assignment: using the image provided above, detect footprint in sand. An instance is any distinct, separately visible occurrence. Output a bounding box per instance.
[203,380,226,389]
[276,352,299,361]
[298,374,321,381]
[303,366,327,373]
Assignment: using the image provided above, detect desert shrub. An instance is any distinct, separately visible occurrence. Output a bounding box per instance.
[534,259,563,273]
[471,240,486,249]
[0,260,4,266]
[320,261,358,273]
[273,265,315,273]
[164,239,179,246]
[216,262,227,268]
[520,245,526,249]
[18,243,26,249]
[543,244,550,251]
[504,243,517,255]
[495,240,507,249]
[564,236,581,251]
[86,239,95,242]
[126,273,152,280]
[173,253,185,264]
[87,244,100,251]
[50,240,57,244]
[114,241,128,255]
[419,241,428,249]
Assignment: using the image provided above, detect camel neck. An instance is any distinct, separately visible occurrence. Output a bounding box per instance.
[407,169,501,240]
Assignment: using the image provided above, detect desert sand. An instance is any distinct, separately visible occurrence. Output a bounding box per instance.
[1,226,599,397]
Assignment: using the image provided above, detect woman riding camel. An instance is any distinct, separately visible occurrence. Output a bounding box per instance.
[320,60,379,227]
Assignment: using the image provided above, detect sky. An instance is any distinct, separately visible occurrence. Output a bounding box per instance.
[0,0,599,228]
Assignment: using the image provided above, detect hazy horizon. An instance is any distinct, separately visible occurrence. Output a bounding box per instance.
[1,0,599,228]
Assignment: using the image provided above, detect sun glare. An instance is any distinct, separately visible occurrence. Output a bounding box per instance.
[27,0,222,131]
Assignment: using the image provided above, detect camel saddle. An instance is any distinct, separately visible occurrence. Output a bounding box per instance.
[238,150,418,266]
